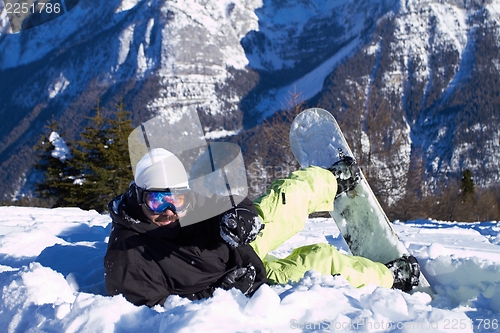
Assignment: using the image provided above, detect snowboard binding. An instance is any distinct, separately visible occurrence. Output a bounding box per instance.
[385,254,421,292]
[327,150,361,198]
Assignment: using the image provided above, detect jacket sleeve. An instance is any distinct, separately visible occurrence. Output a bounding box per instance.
[236,244,268,292]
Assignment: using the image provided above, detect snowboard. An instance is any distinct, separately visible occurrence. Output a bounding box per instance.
[289,108,433,294]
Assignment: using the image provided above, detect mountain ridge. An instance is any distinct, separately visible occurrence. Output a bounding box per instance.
[0,0,498,202]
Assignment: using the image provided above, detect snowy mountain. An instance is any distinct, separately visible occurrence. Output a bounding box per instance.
[0,205,499,331]
[0,0,499,199]
[0,0,262,198]
[311,0,500,196]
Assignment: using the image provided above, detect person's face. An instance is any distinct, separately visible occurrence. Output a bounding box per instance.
[140,189,189,227]
[141,205,180,227]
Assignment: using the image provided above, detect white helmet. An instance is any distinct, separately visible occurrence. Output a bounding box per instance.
[134,148,189,190]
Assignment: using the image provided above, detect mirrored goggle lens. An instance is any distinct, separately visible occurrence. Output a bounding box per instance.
[144,191,186,214]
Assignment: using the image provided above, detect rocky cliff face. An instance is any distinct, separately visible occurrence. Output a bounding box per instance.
[0,0,499,200]
[0,0,262,198]
[327,0,500,197]
[242,0,500,201]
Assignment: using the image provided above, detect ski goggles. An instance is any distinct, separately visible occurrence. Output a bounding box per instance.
[142,188,190,214]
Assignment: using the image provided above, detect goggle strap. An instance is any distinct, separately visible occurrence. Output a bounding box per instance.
[134,183,145,205]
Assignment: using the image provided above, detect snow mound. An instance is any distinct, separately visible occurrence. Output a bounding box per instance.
[0,207,498,332]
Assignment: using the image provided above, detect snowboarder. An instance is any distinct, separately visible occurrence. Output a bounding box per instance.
[104,148,420,307]
[104,148,267,307]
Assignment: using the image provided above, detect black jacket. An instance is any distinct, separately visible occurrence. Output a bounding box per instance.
[104,186,267,307]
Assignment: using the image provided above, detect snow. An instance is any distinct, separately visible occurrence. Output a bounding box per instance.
[48,74,70,99]
[144,18,155,47]
[251,0,371,120]
[48,131,71,162]
[136,43,151,78]
[0,206,499,332]
[146,0,261,116]
[203,128,241,140]
[0,1,13,34]
[116,24,136,70]
[255,37,363,120]
[247,0,351,72]
[115,0,142,13]
[386,0,473,101]
[0,0,99,69]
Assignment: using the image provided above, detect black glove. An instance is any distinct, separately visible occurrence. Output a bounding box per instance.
[219,264,257,295]
[220,207,264,248]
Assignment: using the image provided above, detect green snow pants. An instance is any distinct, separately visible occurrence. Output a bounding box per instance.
[250,166,394,289]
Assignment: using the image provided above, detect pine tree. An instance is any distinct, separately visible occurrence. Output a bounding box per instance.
[456,169,477,221]
[102,99,134,197]
[68,99,135,212]
[67,99,109,211]
[461,169,475,196]
[33,116,77,207]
